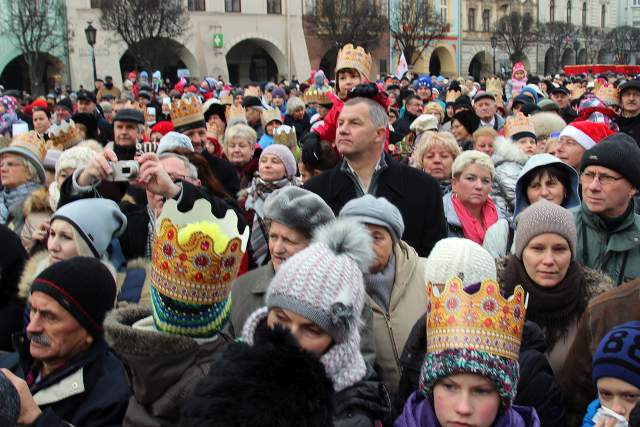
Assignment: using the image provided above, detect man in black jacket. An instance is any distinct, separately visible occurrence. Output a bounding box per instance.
[615,79,640,147]
[393,94,423,137]
[303,90,446,257]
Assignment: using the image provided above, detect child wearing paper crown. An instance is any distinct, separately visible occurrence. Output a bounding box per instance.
[395,277,540,427]
[582,321,640,427]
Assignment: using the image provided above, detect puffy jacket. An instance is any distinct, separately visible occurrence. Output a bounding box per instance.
[396,317,564,426]
[573,201,640,285]
[491,137,530,216]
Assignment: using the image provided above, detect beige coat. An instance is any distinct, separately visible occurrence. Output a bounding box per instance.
[369,240,427,394]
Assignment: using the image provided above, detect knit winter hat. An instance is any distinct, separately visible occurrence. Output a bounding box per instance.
[31,257,116,338]
[424,238,497,286]
[339,194,405,242]
[416,76,432,90]
[261,143,297,179]
[55,145,95,182]
[0,370,19,426]
[559,121,615,151]
[156,131,194,155]
[580,132,640,190]
[263,187,334,238]
[453,110,480,135]
[151,121,174,136]
[272,87,287,99]
[514,199,576,259]
[593,321,640,390]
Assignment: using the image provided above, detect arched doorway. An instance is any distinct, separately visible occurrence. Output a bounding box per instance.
[544,47,556,75]
[561,48,574,67]
[468,51,491,81]
[597,48,610,64]
[119,38,198,85]
[0,53,64,94]
[319,47,339,79]
[226,38,286,85]
[577,48,588,65]
[429,47,456,77]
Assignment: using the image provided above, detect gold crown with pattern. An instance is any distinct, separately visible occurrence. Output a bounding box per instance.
[220,94,233,105]
[427,277,527,360]
[261,108,283,128]
[303,86,333,105]
[273,124,297,148]
[486,77,503,96]
[504,113,536,139]
[335,44,372,80]
[151,199,250,306]
[445,89,461,103]
[47,119,81,150]
[594,84,620,107]
[170,96,205,129]
[10,130,47,162]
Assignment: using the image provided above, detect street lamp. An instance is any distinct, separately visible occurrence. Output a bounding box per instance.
[490,35,498,76]
[84,21,97,82]
[573,39,581,65]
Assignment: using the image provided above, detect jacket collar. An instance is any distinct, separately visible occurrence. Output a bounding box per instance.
[250,262,275,295]
[579,201,640,252]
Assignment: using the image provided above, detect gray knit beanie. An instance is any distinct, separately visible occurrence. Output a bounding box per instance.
[261,144,297,179]
[339,195,405,242]
[515,199,576,259]
[263,187,335,238]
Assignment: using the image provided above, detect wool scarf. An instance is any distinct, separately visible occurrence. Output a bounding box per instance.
[0,181,42,224]
[451,193,498,245]
[502,257,588,349]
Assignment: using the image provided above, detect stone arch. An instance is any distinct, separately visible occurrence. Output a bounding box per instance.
[597,48,610,64]
[425,46,456,77]
[561,48,574,67]
[577,48,588,65]
[225,34,287,84]
[467,51,492,81]
[119,38,199,82]
[0,52,65,93]
[544,47,557,75]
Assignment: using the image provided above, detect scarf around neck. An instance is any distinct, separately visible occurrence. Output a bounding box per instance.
[0,181,42,224]
[245,176,291,216]
[451,193,498,245]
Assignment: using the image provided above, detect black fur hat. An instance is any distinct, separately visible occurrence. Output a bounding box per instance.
[180,324,335,427]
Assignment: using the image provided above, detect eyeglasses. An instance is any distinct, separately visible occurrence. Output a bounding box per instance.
[0,161,24,168]
[580,171,625,186]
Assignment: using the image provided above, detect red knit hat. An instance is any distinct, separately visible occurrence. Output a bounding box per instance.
[558,121,616,150]
[151,120,174,136]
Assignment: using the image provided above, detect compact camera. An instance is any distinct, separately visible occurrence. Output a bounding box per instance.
[107,160,139,181]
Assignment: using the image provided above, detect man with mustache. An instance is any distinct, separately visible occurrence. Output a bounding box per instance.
[616,79,640,146]
[0,257,130,426]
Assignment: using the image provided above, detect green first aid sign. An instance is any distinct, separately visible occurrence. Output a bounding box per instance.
[213,34,223,48]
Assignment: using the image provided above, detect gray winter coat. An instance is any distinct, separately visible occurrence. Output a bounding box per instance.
[491,136,531,216]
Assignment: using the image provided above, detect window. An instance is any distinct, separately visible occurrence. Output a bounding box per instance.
[550,0,555,22]
[601,4,606,27]
[567,1,571,23]
[379,59,387,74]
[582,2,587,26]
[225,0,241,12]
[441,0,448,20]
[188,0,205,11]
[468,8,476,31]
[267,0,281,14]
[482,9,490,32]
[90,0,101,7]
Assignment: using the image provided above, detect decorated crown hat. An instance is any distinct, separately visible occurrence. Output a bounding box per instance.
[123,100,156,125]
[261,107,283,128]
[0,130,47,183]
[273,124,297,148]
[47,119,82,151]
[150,199,250,338]
[335,44,372,81]
[486,77,503,96]
[505,113,536,140]
[303,85,333,105]
[170,96,206,133]
[225,104,247,126]
[220,93,233,105]
[594,84,620,107]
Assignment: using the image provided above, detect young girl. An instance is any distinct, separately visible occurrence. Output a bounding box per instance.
[505,63,528,102]
[396,277,540,427]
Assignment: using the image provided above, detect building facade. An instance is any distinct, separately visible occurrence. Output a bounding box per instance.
[617,0,640,27]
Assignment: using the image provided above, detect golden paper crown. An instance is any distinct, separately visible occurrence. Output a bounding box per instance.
[261,108,283,128]
[566,83,586,100]
[170,96,205,129]
[47,119,81,150]
[11,131,47,162]
[594,84,620,106]
[244,86,261,97]
[335,44,372,80]
[273,124,297,149]
[220,94,233,105]
[124,101,155,124]
[151,199,250,306]
[225,104,246,123]
[427,277,527,360]
[504,113,535,139]
[303,86,332,105]
[486,77,503,95]
[445,90,461,103]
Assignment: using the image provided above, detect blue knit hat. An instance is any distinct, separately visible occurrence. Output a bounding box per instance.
[593,321,640,389]
[416,76,432,90]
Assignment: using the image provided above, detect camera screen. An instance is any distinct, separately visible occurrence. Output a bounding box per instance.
[122,167,131,173]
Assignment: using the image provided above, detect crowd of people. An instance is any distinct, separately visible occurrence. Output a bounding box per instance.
[1,42,640,426]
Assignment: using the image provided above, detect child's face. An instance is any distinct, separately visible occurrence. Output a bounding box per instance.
[597,377,640,421]
[337,69,362,97]
[433,374,500,427]
[514,70,525,80]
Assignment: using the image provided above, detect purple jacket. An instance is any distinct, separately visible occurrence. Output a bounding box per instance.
[395,391,541,427]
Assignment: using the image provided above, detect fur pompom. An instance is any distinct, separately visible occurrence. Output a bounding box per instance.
[312,217,375,273]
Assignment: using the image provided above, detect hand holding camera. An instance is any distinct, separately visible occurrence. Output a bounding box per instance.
[131,152,181,199]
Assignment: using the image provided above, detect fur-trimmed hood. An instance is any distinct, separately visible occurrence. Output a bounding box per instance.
[492,136,530,168]
[21,187,51,217]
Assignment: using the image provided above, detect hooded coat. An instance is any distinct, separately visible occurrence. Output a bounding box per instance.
[491,137,531,216]
[483,154,580,259]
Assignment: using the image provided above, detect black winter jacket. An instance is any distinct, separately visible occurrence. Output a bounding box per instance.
[334,364,392,427]
[395,314,566,426]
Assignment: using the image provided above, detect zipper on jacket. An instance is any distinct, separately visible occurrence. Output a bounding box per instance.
[383,311,401,368]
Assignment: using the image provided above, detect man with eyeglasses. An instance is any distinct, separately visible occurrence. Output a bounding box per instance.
[573,133,640,284]
[556,121,615,171]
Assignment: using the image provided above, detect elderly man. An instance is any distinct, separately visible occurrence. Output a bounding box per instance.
[473,91,504,131]
[108,108,145,160]
[304,83,447,257]
[615,79,640,146]
[574,133,640,284]
[0,257,129,426]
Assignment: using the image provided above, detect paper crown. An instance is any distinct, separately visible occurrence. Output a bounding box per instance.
[445,90,461,103]
[504,113,535,139]
[244,86,261,97]
[261,108,283,128]
[486,77,503,95]
[11,131,47,162]
[124,101,155,124]
[566,83,586,100]
[335,44,372,80]
[594,84,620,107]
[170,96,205,130]
[273,124,297,149]
[303,86,332,105]
[427,277,527,360]
[225,104,246,123]
[47,119,81,150]
[220,94,233,105]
